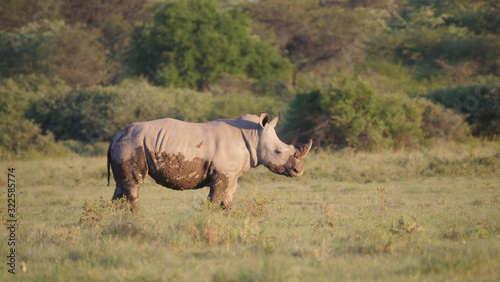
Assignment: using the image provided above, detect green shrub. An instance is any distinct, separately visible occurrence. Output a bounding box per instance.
[284,76,408,150]
[283,75,470,150]
[26,79,287,142]
[416,98,470,142]
[0,75,72,158]
[26,79,204,141]
[0,119,69,159]
[0,74,70,122]
[424,84,500,137]
[26,88,119,141]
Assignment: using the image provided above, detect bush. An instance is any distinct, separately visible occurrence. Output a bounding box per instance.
[284,76,407,150]
[0,119,69,159]
[283,75,470,150]
[26,79,199,141]
[26,79,288,142]
[26,87,118,141]
[424,84,500,138]
[0,75,66,122]
[0,75,72,158]
[417,98,470,142]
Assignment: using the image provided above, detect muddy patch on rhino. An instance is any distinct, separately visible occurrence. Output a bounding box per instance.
[148,152,210,190]
[267,155,303,178]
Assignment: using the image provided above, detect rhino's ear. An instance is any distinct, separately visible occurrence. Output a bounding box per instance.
[268,112,281,128]
[259,112,271,128]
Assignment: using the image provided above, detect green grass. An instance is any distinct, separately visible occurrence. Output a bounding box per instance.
[1,142,499,281]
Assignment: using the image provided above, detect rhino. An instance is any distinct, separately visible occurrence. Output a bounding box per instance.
[107,112,312,212]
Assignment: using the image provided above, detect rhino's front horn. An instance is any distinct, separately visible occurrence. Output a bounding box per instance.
[295,139,313,159]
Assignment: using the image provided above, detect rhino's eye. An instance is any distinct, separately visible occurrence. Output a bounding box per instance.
[275,149,282,155]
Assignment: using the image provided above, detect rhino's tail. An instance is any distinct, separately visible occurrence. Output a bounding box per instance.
[107,141,112,186]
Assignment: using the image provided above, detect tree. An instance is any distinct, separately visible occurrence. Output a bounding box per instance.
[0,0,58,32]
[39,23,114,87]
[367,1,500,80]
[0,22,114,87]
[243,0,394,84]
[61,0,150,74]
[127,0,291,91]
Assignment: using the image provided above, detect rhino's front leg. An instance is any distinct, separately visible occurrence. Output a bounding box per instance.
[208,173,239,210]
[221,180,239,209]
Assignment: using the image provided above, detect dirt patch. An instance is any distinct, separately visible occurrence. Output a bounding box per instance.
[148,152,211,190]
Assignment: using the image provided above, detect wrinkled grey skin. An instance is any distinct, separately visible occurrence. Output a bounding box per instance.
[107,112,312,212]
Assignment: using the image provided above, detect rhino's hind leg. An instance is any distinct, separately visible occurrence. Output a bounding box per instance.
[112,182,142,213]
[110,158,147,213]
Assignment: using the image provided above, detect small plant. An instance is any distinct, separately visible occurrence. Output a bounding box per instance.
[239,187,276,217]
[442,225,462,241]
[317,201,336,229]
[374,186,389,214]
[261,235,278,254]
[79,197,118,229]
[189,217,261,247]
[101,216,149,239]
[198,198,225,212]
[277,193,293,212]
[389,214,422,240]
[202,219,229,246]
[357,205,366,220]
[476,220,491,239]
[491,196,500,205]
[483,181,493,190]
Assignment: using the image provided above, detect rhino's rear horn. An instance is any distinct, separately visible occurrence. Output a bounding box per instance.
[295,139,313,159]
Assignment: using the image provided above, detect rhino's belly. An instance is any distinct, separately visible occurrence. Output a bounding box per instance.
[148,152,210,190]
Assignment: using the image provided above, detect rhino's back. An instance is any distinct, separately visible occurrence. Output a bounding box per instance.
[136,118,235,157]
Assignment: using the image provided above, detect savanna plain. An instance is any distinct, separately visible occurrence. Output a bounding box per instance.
[1,142,499,281]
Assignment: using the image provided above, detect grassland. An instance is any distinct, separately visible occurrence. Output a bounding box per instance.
[1,141,499,281]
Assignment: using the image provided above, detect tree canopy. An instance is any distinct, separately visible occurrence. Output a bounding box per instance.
[127,0,291,90]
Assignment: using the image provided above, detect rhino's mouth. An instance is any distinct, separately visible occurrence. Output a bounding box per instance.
[289,166,303,178]
[267,156,303,178]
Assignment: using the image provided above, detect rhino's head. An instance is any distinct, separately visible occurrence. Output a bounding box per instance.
[256,112,313,178]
